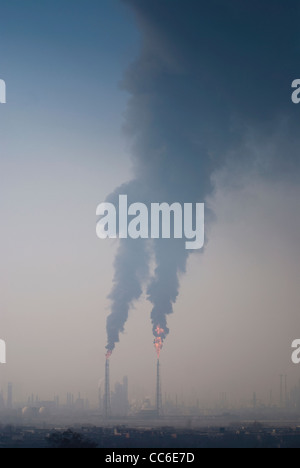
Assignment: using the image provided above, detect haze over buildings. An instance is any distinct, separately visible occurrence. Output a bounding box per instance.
[0,0,299,412]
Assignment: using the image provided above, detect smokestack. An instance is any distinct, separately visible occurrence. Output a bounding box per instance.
[104,359,111,419]
[7,383,12,410]
[156,359,162,418]
[284,374,288,409]
[253,392,257,410]
[280,374,283,408]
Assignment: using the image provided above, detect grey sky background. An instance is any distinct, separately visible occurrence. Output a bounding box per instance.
[0,0,299,406]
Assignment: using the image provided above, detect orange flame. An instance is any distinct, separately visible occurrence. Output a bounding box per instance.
[155,326,164,336]
[105,350,112,360]
[154,325,165,359]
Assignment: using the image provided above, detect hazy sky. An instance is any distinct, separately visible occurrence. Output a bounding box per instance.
[0,0,299,408]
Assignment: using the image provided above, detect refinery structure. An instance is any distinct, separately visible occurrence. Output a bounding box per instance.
[103,324,164,421]
[1,317,300,425]
[1,322,300,425]
[2,321,300,425]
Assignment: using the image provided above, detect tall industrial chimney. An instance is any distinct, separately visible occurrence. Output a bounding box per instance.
[104,359,111,419]
[156,359,162,418]
[280,374,283,408]
[284,374,288,409]
[7,383,12,410]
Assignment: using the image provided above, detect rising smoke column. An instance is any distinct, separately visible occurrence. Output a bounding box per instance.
[104,181,151,355]
[105,0,300,356]
[147,238,187,347]
[106,237,150,354]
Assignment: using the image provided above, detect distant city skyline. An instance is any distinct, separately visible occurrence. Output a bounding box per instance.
[1,370,300,416]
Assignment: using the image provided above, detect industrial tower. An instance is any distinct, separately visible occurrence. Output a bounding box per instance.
[156,359,162,418]
[104,358,111,419]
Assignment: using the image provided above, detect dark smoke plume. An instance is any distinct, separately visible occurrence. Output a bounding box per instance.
[104,0,300,354]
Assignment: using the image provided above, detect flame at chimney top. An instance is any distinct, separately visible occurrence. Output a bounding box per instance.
[154,325,165,359]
